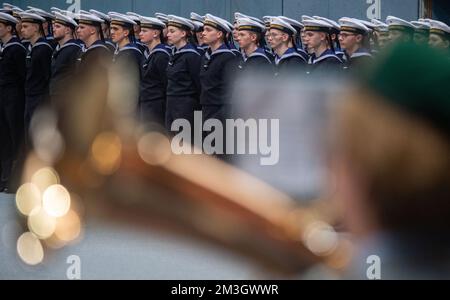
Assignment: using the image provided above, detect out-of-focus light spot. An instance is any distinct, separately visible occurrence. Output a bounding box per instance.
[31,167,60,193]
[42,185,71,218]
[16,183,41,216]
[30,108,65,164]
[28,207,56,239]
[90,132,122,175]
[303,221,339,256]
[17,232,44,265]
[55,210,81,243]
[138,132,172,166]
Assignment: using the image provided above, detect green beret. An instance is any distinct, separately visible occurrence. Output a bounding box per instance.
[362,43,450,137]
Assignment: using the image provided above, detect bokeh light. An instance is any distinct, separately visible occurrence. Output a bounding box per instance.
[15,183,41,216]
[17,232,44,265]
[138,132,172,166]
[42,185,71,218]
[90,132,122,175]
[28,207,57,239]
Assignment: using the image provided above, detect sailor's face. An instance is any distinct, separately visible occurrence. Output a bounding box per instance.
[110,24,127,43]
[429,33,449,50]
[233,23,239,42]
[268,28,286,50]
[377,32,390,49]
[202,25,221,45]
[338,32,358,51]
[304,31,323,51]
[0,22,8,39]
[166,26,185,46]
[15,20,22,36]
[196,31,204,44]
[237,30,255,50]
[52,22,69,40]
[20,22,38,40]
[76,24,95,42]
[389,29,408,43]
[413,33,429,45]
[139,27,158,44]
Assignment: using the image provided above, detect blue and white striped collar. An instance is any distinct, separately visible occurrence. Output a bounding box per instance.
[313,48,342,64]
[275,47,304,65]
[350,47,372,59]
[173,43,200,56]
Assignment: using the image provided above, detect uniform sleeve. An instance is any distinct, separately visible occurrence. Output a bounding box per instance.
[187,53,202,95]
[13,47,27,83]
[37,46,53,84]
[154,53,170,91]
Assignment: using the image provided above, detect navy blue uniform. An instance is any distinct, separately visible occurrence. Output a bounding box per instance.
[105,39,116,53]
[308,49,343,75]
[24,37,53,132]
[0,37,26,186]
[139,44,170,126]
[200,44,237,124]
[49,39,82,101]
[274,47,307,76]
[238,47,272,72]
[344,48,373,72]
[165,43,202,132]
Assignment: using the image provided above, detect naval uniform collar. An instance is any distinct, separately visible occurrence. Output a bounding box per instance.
[313,48,341,64]
[350,47,372,58]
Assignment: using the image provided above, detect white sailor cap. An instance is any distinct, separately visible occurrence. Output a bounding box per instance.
[278,16,303,32]
[140,16,166,29]
[109,12,137,27]
[236,17,266,33]
[61,10,77,19]
[411,20,431,34]
[50,7,63,14]
[0,11,17,24]
[155,13,169,24]
[2,2,14,9]
[89,9,110,22]
[167,15,195,31]
[53,11,77,28]
[203,13,231,33]
[303,18,332,32]
[262,16,275,27]
[371,19,389,32]
[270,17,297,35]
[10,6,23,18]
[26,6,54,20]
[219,17,234,32]
[19,11,45,23]
[126,12,141,24]
[386,16,415,32]
[429,20,450,37]
[314,16,340,32]
[190,12,204,23]
[339,17,370,35]
[76,13,104,26]
[357,19,376,31]
[234,12,249,22]
[301,15,315,22]
[418,18,432,24]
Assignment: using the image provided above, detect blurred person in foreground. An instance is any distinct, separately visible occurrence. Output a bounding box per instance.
[330,42,450,279]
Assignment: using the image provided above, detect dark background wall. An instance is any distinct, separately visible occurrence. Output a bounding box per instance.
[8,0,423,23]
[432,0,450,24]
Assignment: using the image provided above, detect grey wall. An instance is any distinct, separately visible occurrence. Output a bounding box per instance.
[9,0,421,22]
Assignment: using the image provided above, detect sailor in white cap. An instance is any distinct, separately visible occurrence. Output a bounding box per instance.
[126,12,147,54]
[268,17,307,75]
[49,12,81,103]
[26,6,56,48]
[0,12,26,192]
[236,17,272,71]
[428,20,450,51]
[371,19,390,50]
[190,12,208,55]
[109,12,143,74]
[411,20,431,45]
[165,15,202,133]
[155,12,169,43]
[301,15,315,54]
[278,16,309,61]
[314,16,345,60]
[138,16,170,126]
[75,13,111,71]
[302,18,343,74]
[19,11,53,134]
[89,9,115,52]
[338,17,372,70]
[386,16,415,44]
[199,13,237,136]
